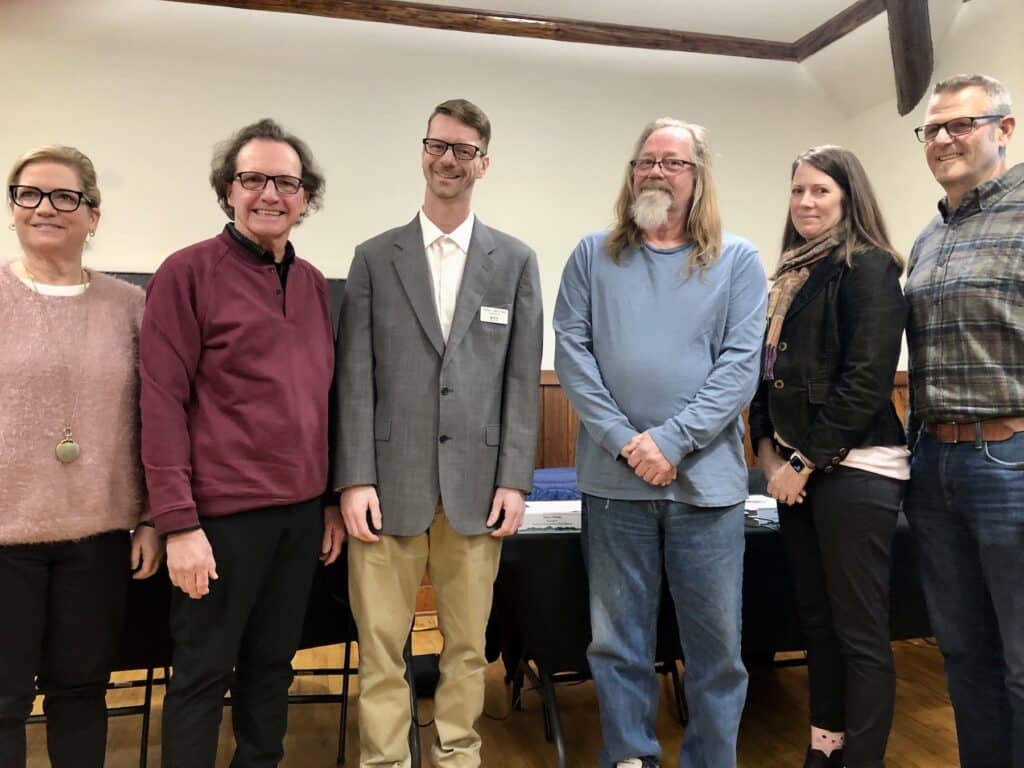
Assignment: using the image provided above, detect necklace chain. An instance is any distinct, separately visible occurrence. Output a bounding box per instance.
[20,259,90,461]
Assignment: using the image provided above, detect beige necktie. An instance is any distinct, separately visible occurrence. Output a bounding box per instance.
[431,236,457,342]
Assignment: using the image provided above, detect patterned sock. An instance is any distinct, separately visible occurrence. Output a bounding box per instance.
[811,727,846,756]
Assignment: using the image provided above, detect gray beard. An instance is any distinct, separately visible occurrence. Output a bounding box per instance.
[631,189,671,231]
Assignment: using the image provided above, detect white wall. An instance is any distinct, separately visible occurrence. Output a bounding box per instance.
[845,0,1023,256]
[1,0,1020,366]
[1,0,845,365]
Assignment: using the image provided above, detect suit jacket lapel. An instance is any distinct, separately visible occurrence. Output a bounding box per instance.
[443,220,497,362]
[785,256,842,320]
[392,217,445,357]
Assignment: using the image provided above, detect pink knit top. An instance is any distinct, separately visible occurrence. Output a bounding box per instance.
[0,261,147,544]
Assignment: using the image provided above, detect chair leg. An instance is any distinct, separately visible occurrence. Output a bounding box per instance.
[669,661,688,726]
[511,662,524,711]
[338,640,352,766]
[520,662,567,768]
[139,667,154,768]
[538,671,566,768]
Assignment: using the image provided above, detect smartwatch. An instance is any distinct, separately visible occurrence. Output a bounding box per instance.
[787,452,814,476]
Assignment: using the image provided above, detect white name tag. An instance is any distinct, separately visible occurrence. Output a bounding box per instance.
[480,306,509,325]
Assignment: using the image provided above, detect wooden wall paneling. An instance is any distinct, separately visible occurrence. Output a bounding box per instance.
[891,371,909,424]
[537,370,911,470]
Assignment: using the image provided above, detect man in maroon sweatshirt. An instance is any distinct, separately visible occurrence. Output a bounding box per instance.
[140,119,344,768]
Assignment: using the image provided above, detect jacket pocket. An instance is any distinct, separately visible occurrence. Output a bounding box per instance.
[806,377,830,405]
[485,424,501,446]
[374,415,391,441]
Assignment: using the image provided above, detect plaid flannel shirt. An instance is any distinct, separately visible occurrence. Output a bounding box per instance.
[905,162,1024,435]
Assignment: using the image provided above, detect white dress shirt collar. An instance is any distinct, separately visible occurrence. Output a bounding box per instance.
[419,209,475,253]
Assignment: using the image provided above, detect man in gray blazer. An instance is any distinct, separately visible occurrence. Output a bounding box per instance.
[334,98,543,767]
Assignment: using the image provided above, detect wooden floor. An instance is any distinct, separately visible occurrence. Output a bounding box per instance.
[27,632,959,767]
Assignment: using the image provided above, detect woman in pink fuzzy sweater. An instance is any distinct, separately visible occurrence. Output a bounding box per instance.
[0,145,163,768]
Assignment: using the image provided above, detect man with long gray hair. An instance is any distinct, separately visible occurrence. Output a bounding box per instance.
[553,118,766,767]
[904,73,1023,768]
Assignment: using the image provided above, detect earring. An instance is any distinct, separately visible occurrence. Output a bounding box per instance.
[89,231,96,238]
[7,223,13,231]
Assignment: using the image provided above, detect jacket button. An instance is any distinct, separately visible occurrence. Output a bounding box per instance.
[823,466,834,474]
[831,457,841,465]
[773,379,785,390]
[439,435,450,444]
[441,386,451,396]
[778,342,788,352]
[839,447,848,456]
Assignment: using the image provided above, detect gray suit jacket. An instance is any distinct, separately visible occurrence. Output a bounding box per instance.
[333,216,543,535]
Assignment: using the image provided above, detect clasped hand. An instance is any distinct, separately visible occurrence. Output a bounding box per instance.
[761,448,808,506]
[622,432,677,487]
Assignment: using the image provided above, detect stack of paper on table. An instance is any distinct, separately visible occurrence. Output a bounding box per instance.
[745,494,779,523]
[520,499,582,532]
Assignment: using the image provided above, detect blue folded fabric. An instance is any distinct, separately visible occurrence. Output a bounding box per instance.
[527,467,581,501]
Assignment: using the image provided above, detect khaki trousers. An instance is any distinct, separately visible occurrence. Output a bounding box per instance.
[349,508,501,767]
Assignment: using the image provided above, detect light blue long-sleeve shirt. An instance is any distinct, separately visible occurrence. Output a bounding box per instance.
[553,231,768,506]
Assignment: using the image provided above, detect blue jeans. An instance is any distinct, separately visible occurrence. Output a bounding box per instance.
[583,495,748,768]
[904,431,1024,768]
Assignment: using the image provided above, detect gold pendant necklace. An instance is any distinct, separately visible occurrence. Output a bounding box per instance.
[21,259,90,464]
[56,428,81,464]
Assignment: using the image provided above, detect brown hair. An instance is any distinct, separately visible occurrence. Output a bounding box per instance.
[209,118,325,220]
[606,117,722,273]
[782,145,902,269]
[6,145,101,207]
[426,99,492,153]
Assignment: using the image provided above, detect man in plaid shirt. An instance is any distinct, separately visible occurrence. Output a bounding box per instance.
[904,73,1023,768]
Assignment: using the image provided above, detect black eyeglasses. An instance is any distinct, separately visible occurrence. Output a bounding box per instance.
[422,139,485,160]
[8,185,92,212]
[234,172,304,196]
[630,158,695,175]
[914,114,1006,143]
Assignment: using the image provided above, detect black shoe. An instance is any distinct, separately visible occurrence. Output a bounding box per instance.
[804,746,844,767]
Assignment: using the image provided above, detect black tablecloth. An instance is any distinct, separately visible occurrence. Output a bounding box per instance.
[489,514,931,677]
[116,512,930,682]
[113,554,353,673]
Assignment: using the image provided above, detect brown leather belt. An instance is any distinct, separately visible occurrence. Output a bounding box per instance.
[925,416,1024,444]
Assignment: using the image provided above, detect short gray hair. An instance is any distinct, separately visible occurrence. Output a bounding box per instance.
[933,74,1013,115]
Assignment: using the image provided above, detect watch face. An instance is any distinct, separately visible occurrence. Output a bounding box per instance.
[788,454,806,473]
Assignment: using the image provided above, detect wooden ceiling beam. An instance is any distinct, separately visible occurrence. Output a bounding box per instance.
[164,0,915,92]
[884,0,933,116]
[792,0,885,61]
[165,0,800,60]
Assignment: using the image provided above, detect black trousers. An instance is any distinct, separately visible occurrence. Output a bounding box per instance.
[0,530,130,768]
[160,499,322,768]
[778,466,904,768]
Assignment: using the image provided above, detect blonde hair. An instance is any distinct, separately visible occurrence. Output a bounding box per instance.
[6,145,101,207]
[607,117,722,273]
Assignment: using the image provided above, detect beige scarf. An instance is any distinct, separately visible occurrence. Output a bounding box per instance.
[762,228,841,380]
